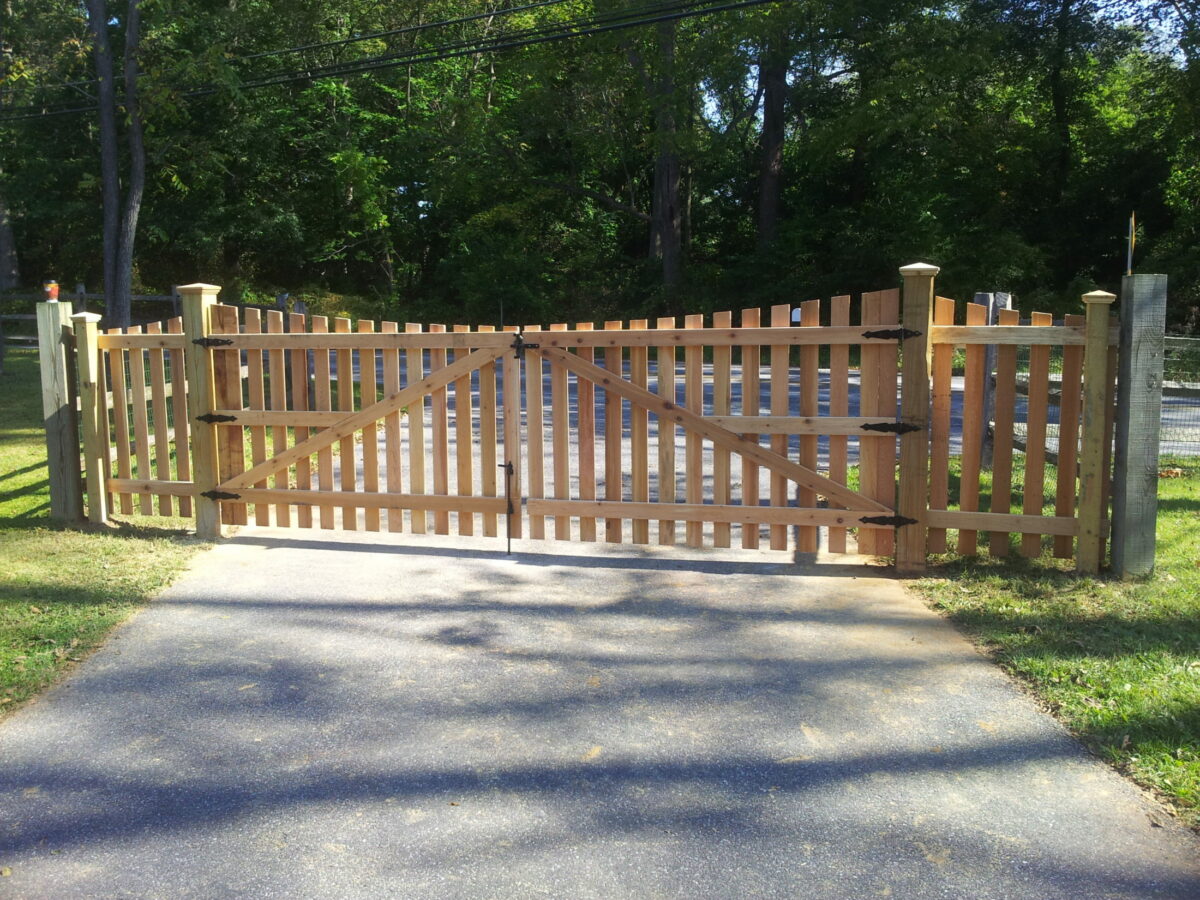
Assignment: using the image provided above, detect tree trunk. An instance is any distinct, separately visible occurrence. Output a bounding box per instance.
[0,188,17,290]
[757,39,788,250]
[649,22,682,294]
[115,0,145,328]
[0,0,18,290]
[1048,0,1073,205]
[85,0,124,325]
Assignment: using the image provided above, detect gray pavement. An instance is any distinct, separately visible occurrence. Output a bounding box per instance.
[1,528,1198,898]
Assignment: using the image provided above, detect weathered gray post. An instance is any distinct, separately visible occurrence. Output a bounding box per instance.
[36,301,84,521]
[1111,274,1169,577]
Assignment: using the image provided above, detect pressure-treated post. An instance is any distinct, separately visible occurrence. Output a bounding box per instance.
[180,283,223,539]
[71,312,107,524]
[896,262,939,575]
[1076,290,1117,574]
[37,302,84,521]
[1111,274,1168,577]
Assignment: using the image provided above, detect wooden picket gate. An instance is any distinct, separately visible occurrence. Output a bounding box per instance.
[53,264,1126,574]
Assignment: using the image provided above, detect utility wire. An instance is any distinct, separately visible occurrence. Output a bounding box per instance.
[195,0,748,94]
[0,0,583,100]
[0,0,775,123]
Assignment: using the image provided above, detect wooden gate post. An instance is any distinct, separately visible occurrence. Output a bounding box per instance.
[896,262,939,575]
[71,312,107,524]
[37,301,84,521]
[1077,289,1117,574]
[180,283,224,539]
[1111,274,1169,577]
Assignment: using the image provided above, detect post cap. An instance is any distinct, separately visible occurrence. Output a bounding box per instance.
[1082,290,1117,305]
[70,312,103,324]
[176,283,222,295]
[899,262,940,277]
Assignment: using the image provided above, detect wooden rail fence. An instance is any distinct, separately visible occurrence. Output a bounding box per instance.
[35,266,1170,576]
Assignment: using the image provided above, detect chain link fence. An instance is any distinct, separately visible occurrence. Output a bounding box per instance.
[1008,332,1200,458]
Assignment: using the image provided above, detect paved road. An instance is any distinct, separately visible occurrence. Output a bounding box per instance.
[1,529,1198,898]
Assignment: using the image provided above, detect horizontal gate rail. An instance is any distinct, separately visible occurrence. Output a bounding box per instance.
[227,489,508,514]
[534,325,899,348]
[931,324,1119,346]
[526,500,900,529]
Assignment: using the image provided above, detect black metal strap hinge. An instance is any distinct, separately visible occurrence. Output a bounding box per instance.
[860,421,921,435]
[862,327,922,341]
[196,412,238,424]
[192,336,234,348]
[200,489,240,501]
[512,332,540,360]
[859,514,918,527]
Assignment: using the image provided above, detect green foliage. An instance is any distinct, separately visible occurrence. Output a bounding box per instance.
[0,1,1196,322]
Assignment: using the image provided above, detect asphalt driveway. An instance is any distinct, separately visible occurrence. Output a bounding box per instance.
[1,528,1197,898]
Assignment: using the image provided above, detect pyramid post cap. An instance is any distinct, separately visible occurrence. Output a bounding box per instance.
[1082,290,1117,304]
[899,262,940,277]
[70,311,102,324]
[176,283,222,294]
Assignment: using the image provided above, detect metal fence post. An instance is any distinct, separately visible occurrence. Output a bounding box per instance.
[978,291,1011,467]
[1111,274,1169,577]
[896,262,938,575]
[1076,290,1117,574]
[37,301,84,521]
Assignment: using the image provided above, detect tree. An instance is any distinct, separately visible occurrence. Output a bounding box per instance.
[85,0,144,326]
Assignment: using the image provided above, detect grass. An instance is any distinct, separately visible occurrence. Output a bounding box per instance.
[1,348,205,715]
[914,456,1200,828]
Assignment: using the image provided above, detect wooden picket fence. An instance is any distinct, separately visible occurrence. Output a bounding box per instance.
[39,265,1170,575]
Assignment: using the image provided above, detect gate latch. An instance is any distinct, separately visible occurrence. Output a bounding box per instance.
[511,332,540,360]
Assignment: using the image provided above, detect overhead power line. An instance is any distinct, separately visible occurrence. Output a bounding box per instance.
[0,0,776,122]
[0,0,576,99]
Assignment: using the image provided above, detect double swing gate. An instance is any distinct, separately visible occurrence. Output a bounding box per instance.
[64,264,1121,574]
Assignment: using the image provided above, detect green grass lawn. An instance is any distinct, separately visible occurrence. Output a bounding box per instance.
[1,348,205,715]
[914,458,1200,828]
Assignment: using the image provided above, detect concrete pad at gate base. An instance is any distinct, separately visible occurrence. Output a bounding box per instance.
[0,528,1197,899]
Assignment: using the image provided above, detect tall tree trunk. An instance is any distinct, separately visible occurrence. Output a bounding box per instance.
[1048,0,1073,205]
[649,22,682,294]
[0,0,18,289]
[85,0,123,324]
[0,189,17,290]
[115,0,145,327]
[757,37,788,250]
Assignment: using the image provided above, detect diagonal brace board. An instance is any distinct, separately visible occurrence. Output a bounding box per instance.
[218,347,503,491]
[539,346,891,514]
